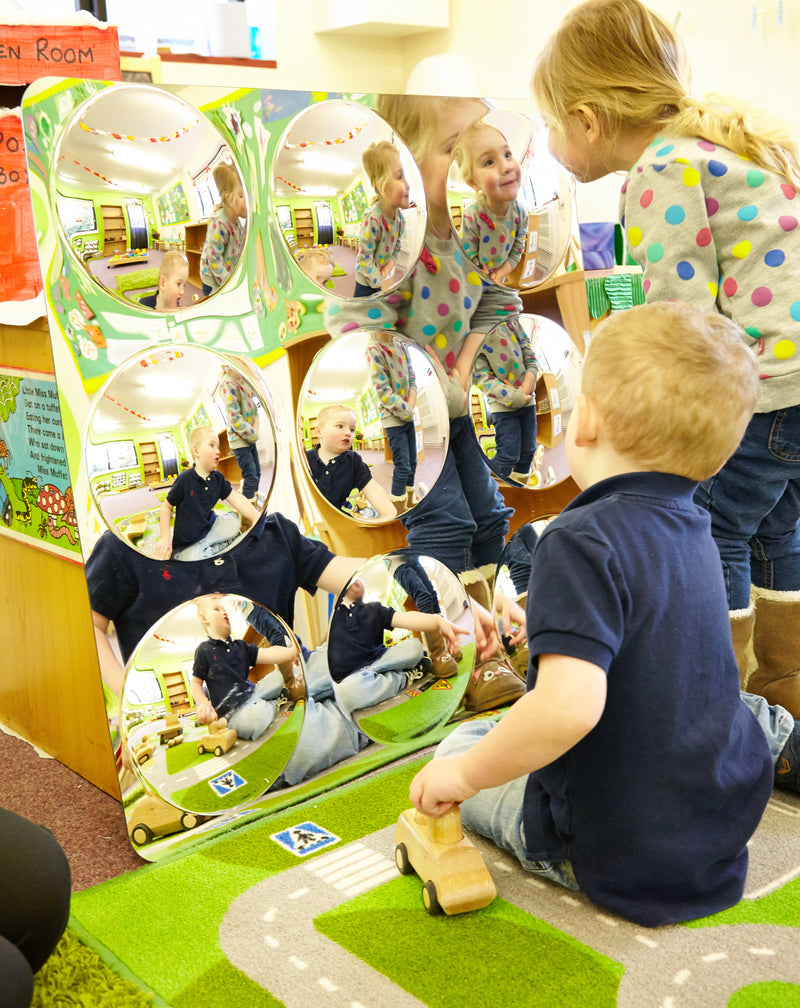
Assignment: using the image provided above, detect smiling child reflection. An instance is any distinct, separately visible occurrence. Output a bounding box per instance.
[325,96,518,579]
[455,121,527,285]
[353,141,410,296]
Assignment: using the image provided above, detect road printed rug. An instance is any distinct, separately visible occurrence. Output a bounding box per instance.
[70,755,800,1008]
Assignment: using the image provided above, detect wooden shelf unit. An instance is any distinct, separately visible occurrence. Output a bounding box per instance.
[161,669,191,712]
[183,220,207,288]
[292,207,314,248]
[216,428,240,487]
[139,439,161,485]
[100,203,127,257]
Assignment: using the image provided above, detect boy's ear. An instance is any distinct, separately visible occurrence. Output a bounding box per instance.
[572,393,600,447]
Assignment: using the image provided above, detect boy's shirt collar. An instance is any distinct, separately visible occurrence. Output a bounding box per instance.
[565,471,699,513]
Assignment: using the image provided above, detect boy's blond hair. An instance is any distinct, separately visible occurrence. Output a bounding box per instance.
[213,161,243,212]
[376,94,487,164]
[294,246,333,270]
[532,0,800,188]
[188,424,216,457]
[361,140,400,204]
[315,402,356,430]
[582,302,758,482]
[452,120,505,189]
[159,250,188,281]
[195,593,221,626]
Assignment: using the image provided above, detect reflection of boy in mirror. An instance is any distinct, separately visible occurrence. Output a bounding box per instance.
[328,576,467,716]
[410,301,800,927]
[473,319,541,483]
[192,593,298,740]
[305,404,395,521]
[139,250,189,312]
[219,366,261,501]
[155,424,259,561]
[199,161,247,297]
[454,121,527,285]
[365,337,418,515]
[294,246,334,288]
[353,140,410,297]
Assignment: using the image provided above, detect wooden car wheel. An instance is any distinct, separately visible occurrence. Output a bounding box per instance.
[422,880,442,915]
[395,842,412,875]
[131,823,153,846]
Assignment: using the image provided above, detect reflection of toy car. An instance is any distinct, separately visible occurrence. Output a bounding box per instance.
[197,717,237,757]
[158,713,184,747]
[127,794,200,846]
[395,806,496,915]
[133,737,156,765]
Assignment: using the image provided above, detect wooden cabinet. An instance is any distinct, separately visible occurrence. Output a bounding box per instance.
[183,220,207,288]
[161,669,191,712]
[293,207,314,247]
[100,204,126,256]
[216,428,240,486]
[139,439,161,485]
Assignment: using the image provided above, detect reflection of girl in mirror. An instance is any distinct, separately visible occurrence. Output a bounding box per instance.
[199,162,247,298]
[473,320,541,483]
[353,140,410,296]
[220,365,261,502]
[454,121,527,285]
[192,593,298,740]
[365,336,418,514]
[305,404,396,521]
[326,95,519,582]
[155,424,259,560]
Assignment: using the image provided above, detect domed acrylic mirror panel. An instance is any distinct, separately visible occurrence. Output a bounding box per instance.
[298,331,450,524]
[120,595,305,855]
[53,82,247,312]
[448,107,574,291]
[327,553,475,744]
[470,313,583,488]
[270,98,427,298]
[85,344,276,559]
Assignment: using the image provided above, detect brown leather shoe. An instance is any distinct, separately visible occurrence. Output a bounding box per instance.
[463,657,526,713]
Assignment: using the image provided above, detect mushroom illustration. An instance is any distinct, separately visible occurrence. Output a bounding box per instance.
[37,484,78,545]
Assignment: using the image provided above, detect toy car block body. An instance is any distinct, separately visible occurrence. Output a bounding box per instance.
[158,712,183,746]
[127,794,200,846]
[133,736,156,765]
[197,717,237,757]
[395,805,497,915]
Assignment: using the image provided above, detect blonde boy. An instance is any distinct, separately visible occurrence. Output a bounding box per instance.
[410,301,785,927]
[155,424,259,561]
[141,250,189,312]
[294,246,335,288]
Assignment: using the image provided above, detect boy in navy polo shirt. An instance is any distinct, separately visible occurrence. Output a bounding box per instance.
[409,301,800,927]
[155,424,260,561]
[191,593,299,740]
[305,404,395,521]
[328,576,468,716]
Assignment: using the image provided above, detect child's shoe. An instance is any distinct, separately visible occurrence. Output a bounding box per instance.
[405,656,432,686]
[422,629,459,678]
[775,720,800,795]
[463,657,525,713]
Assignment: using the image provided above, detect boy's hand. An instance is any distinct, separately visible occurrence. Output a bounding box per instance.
[409,756,477,818]
[195,699,216,725]
[437,617,470,652]
[153,539,172,560]
[470,599,502,660]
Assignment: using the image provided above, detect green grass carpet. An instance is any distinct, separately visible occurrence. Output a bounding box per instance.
[116,267,160,293]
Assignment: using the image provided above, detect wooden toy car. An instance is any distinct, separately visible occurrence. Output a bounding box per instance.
[133,736,156,765]
[197,717,237,757]
[395,805,496,915]
[158,713,183,746]
[127,794,201,846]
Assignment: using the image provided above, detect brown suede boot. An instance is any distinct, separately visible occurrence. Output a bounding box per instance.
[422,629,459,678]
[463,656,526,713]
[405,486,415,511]
[391,493,408,516]
[749,588,800,718]
[729,603,756,690]
[278,660,305,703]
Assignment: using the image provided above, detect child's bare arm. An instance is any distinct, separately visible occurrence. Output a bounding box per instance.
[191,676,216,723]
[361,477,397,521]
[521,370,537,397]
[255,642,299,666]
[489,260,513,283]
[450,330,486,390]
[227,489,260,524]
[410,655,606,817]
[154,500,174,559]
[390,611,470,651]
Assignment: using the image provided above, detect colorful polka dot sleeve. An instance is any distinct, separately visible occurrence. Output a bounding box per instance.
[326,232,521,372]
[620,134,800,411]
[460,194,527,273]
[355,204,405,289]
[472,320,540,413]
[365,338,417,425]
[200,205,246,293]
[219,376,259,446]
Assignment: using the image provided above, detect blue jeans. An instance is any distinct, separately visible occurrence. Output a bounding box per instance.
[227,669,284,739]
[504,523,539,597]
[386,422,417,496]
[391,554,440,613]
[695,407,800,609]
[434,695,794,889]
[403,415,512,573]
[332,637,423,716]
[233,443,261,499]
[172,510,240,561]
[490,404,537,479]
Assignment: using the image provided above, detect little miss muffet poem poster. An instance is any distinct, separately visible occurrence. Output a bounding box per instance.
[0,365,80,560]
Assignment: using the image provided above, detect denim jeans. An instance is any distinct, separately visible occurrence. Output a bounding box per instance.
[172,510,241,561]
[391,554,440,614]
[490,404,537,479]
[695,406,800,609]
[232,443,261,499]
[332,637,423,716]
[403,414,513,573]
[385,422,417,496]
[227,669,284,739]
